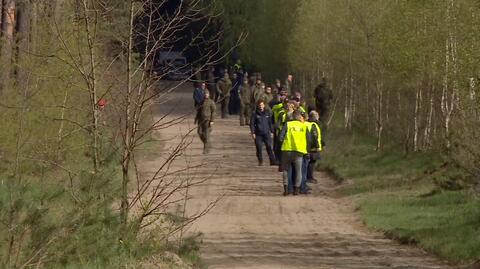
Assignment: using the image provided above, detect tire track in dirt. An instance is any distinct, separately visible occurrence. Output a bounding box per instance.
[143,83,453,269]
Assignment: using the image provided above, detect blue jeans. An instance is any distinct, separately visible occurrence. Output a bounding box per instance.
[288,166,294,192]
[300,155,310,192]
[282,156,302,188]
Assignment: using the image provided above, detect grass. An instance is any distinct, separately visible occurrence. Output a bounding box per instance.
[319,127,480,264]
[0,139,205,268]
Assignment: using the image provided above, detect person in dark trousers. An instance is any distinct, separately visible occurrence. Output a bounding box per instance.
[314,77,333,125]
[278,110,310,196]
[193,82,205,124]
[229,72,241,115]
[193,82,205,107]
[250,100,277,166]
[306,110,323,184]
[300,111,320,194]
[270,89,289,162]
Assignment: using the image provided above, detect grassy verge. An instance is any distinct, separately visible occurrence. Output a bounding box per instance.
[0,139,204,268]
[319,127,480,264]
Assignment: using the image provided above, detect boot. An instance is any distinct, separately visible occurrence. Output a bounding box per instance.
[293,187,299,195]
[283,185,288,196]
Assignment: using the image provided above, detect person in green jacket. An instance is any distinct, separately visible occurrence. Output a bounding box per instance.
[239,77,252,126]
[261,86,274,110]
[197,91,216,154]
[251,79,265,106]
[216,73,232,118]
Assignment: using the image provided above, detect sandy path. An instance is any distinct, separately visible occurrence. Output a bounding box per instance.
[142,83,452,269]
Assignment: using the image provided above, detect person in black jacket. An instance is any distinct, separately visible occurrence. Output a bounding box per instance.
[193,82,206,124]
[250,100,277,166]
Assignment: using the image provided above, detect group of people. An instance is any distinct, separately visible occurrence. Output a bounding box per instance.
[193,65,332,196]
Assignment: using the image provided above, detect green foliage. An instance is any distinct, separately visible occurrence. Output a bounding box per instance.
[218,0,300,79]
[361,191,480,263]
[0,1,202,268]
[319,126,480,263]
[222,0,480,186]
[319,125,441,195]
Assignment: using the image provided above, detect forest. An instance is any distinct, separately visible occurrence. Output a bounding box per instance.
[0,0,220,267]
[220,0,480,187]
[220,0,480,263]
[0,0,479,268]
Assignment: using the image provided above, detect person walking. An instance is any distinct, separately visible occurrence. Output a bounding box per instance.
[306,110,323,184]
[261,86,274,109]
[274,79,282,94]
[250,100,277,166]
[207,66,217,101]
[271,90,288,162]
[276,100,296,133]
[197,91,216,154]
[314,77,333,125]
[284,74,294,95]
[278,110,310,196]
[216,73,232,118]
[269,87,286,111]
[239,77,252,126]
[301,111,320,194]
[292,91,307,113]
[251,79,265,106]
[193,82,206,124]
[229,72,241,115]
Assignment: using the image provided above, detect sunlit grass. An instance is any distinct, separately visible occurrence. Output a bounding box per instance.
[319,127,480,263]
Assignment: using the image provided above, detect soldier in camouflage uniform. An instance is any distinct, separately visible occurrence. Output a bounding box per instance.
[216,73,232,118]
[261,86,274,110]
[284,74,293,95]
[314,77,333,125]
[239,77,253,126]
[207,65,217,101]
[197,91,216,154]
[251,79,265,106]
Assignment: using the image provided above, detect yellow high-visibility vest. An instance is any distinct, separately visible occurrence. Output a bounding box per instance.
[281,120,308,154]
[305,121,313,132]
[272,103,284,124]
[276,111,287,134]
[307,121,322,151]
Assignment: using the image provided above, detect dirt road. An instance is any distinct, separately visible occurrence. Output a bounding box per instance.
[143,83,452,269]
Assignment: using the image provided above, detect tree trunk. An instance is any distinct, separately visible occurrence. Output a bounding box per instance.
[121,0,135,226]
[1,0,15,52]
[375,79,383,151]
[343,76,350,129]
[1,0,16,92]
[0,0,3,33]
[423,83,434,150]
[14,0,30,85]
[413,87,422,152]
